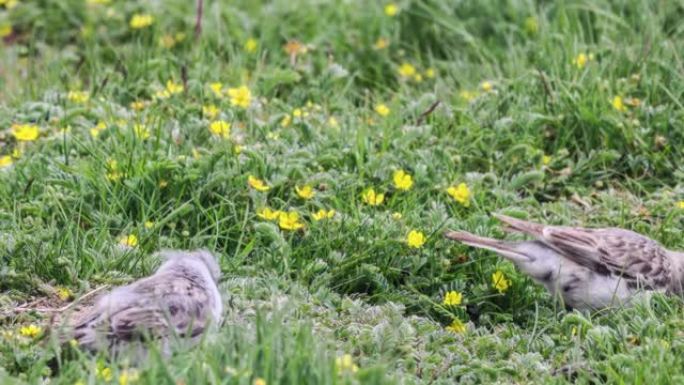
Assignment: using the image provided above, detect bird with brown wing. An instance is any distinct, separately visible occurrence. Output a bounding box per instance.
[58,249,223,355]
[445,214,684,310]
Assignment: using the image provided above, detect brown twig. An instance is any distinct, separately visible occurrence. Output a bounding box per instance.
[416,100,441,125]
[194,0,204,41]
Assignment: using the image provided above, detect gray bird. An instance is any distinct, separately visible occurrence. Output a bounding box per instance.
[445,214,684,310]
[63,249,222,354]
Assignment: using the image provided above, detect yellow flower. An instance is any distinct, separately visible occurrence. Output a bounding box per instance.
[244,38,258,53]
[374,103,390,117]
[328,116,339,128]
[257,207,281,221]
[11,148,21,158]
[295,185,315,199]
[106,159,123,181]
[335,354,359,373]
[572,52,593,69]
[1,0,18,9]
[227,85,252,109]
[133,124,150,139]
[292,108,303,118]
[492,270,511,293]
[281,114,292,127]
[209,82,223,97]
[57,287,72,301]
[159,34,176,48]
[11,123,40,141]
[425,68,436,78]
[253,378,266,385]
[209,120,231,138]
[459,90,476,102]
[384,3,399,16]
[233,144,243,154]
[129,14,154,29]
[393,169,414,191]
[398,63,417,78]
[278,211,304,231]
[67,90,89,103]
[247,175,270,192]
[361,188,384,206]
[524,16,539,34]
[443,291,463,306]
[90,121,107,138]
[677,201,684,209]
[119,234,138,248]
[542,155,552,166]
[203,104,219,120]
[447,183,471,207]
[284,40,307,56]
[406,230,426,248]
[0,155,13,168]
[97,366,113,382]
[19,324,42,338]
[144,221,154,229]
[480,81,493,92]
[391,212,402,220]
[612,96,626,112]
[0,23,11,39]
[130,100,147,111]
[373,37,389,50]
[118,369,139,385]
[165,80,184,95]
[446,319,466,333]
[312,209,335,221]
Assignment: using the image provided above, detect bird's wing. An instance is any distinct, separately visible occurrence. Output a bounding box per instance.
[70,274,210,349]
[540,226,671,289]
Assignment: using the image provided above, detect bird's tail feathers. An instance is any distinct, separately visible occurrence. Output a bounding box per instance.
[445,230,532,263]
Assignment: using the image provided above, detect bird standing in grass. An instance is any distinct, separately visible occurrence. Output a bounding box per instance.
[61,249,222,354]
[445,214,684,310]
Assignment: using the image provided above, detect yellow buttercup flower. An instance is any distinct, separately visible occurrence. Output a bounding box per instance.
[119,234,138,248]
[391,212,402,220]
[244,38,258,53]
[12,124,40,141]
[361,188,384,206]
[678,201,684,209]
[253,378,266,385]
[328,116,339,128]
[384,3,398,16]
[19,324,43,338]
[425,68,436,78]
[67,90,89,104]
[144,221,154,229]
[209,120,231,138]
[247,175,270,192]
[209,82,223,97]
[130,100,147,111]
[165,80,184,95]
[0,24,12,38]
[446,319,466,333]
[227,85,252,109]
[0,155,13,168]
[312,209,335,221]
[447,183,471,207]
[133,124,150,139]
[374,103,390,117]
[295,185,315,199]
[97,366,113,382]
[57,287,73,301]
[335,354,359,373]
[480,81,493,92]
[373,37,389,50]
[393,169,414,191]
[443,290,463,306]
[278,211,304,231]
[203,104,219,120]
[280,114,292,127]
[130,14,154,29]
[492,270,511,293]
[398,63,416,78]
[542,155,552,166]
[257,207,281,221]
[118,369,139,385]
[572,52,593,69]
[406,230,426,248]
[90,121,107,138]
[612,96,626,112]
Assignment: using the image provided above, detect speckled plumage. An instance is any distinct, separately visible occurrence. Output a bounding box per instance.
[445,215,684,310]
[63,249,222,353]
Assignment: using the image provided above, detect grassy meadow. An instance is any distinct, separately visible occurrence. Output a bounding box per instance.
[2,0,684,383]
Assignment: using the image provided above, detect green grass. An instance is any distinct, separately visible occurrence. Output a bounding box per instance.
[2,0,684,383]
